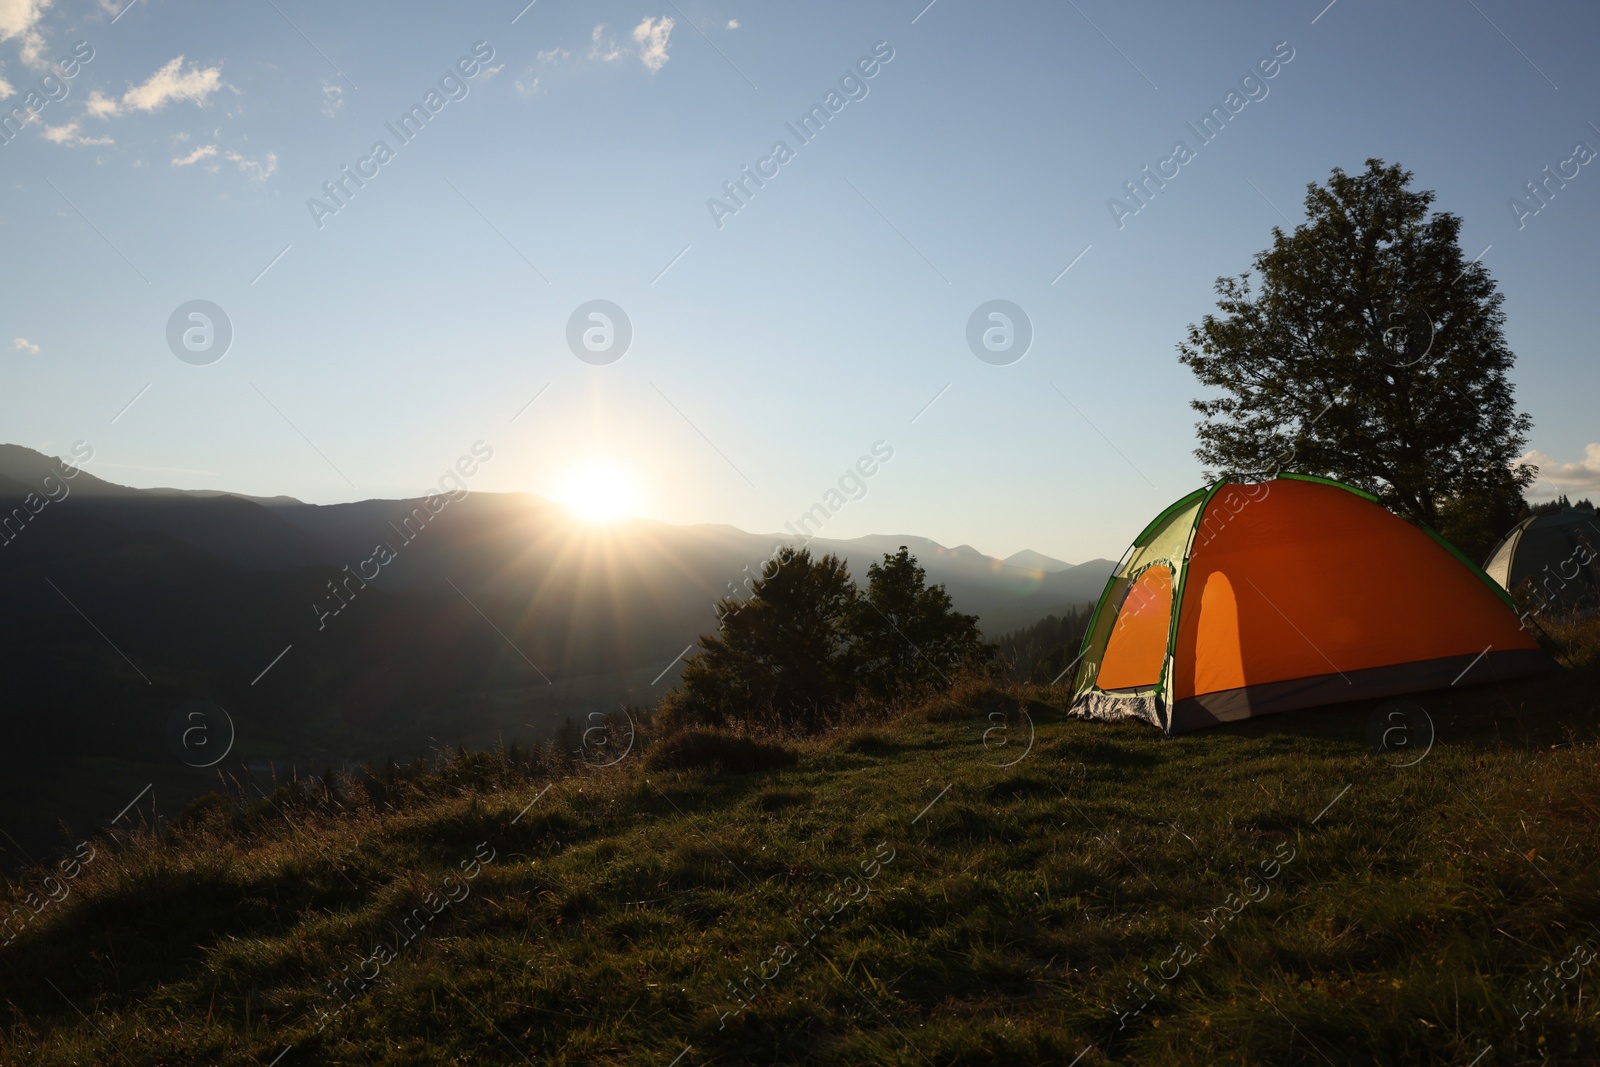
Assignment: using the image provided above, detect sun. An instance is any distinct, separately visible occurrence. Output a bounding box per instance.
[553,458,640,522]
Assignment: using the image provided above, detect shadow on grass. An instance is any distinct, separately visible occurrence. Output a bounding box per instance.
[1201,662,1597,754]
[0,859,362,1023]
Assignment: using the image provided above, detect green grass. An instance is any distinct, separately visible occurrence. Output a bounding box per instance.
[2,624,1599,1065]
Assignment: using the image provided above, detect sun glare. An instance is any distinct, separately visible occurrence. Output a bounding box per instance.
[554,459,639,522]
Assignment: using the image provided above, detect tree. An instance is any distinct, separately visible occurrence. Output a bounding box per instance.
[664,546,996,734]
[994,606,1094,684]
[850,547,993,698]
[672,547,858,732]
[1531,494,1596,516]
[1435,477,1530,564]
[1178,159,1534,547]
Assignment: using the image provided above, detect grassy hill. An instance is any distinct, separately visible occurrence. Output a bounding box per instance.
[2,621,1597,1066]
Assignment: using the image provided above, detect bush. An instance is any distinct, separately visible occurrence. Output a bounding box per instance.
[172,791,231,830]
[913,676,1021,723]
[644,729,797,775]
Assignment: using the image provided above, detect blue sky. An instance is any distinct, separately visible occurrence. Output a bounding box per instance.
[1,0,1596,564]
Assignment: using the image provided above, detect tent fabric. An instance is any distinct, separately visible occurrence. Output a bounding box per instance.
[1070,474,1557,735]
[1483,507,1600,616]
[1168,647,1556,733]
[1096,564,1173,690]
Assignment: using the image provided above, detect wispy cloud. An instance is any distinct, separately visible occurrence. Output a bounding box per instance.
[93,55,225,118]
[726,18,740,29]
[124,56,223,111]
[171,142,216,166]
[319,80,342,118]
[528,18,672,89]
[632,16,674,73]
[225,148,276,182]
[480,62,504,80]
[43,121,113,146]
[590,24,623,62]
[12,337,39,355]
[520,45,569,92]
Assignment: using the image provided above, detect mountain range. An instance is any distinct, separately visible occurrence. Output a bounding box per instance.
[0,444,1112,857]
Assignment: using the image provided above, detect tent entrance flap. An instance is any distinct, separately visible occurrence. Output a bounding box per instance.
[1095,564,1174,691]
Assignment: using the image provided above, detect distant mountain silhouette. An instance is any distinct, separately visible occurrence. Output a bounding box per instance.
[1003,548,1076,573]
[0,445,1111,860]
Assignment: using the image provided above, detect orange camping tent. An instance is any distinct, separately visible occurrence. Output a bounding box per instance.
[1070,474,1556,734]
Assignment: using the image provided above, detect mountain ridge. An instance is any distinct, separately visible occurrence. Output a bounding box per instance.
[0,445,1109,604]
[0,443,1115,856]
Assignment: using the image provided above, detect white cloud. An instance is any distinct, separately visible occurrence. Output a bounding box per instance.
[726,18,739,29]
[320,80,342,118]
[1523,444,1600,497]
[225,148,277,182]
[41,120,113,145]
[632,16,674,73]
[480,62,504,79]
[590,24,622,62]
[0,70,13,98]
[171,142,215,166]
[0,0,50,38]
[536,47,569,63]
[0,0,51,70]
[109,56,224,115]
[83,88,117,118]
[12,337,39,354]
[124,56,223,111]
[167,140,269,179]
[514,72,541,97]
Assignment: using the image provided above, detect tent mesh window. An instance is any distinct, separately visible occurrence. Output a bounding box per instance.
[1071,487,1211,729]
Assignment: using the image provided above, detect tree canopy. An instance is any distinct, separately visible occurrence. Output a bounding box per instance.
[672,547,858,733]
[1178,159,1534,554]
[665,546,992,733]
[849,547,991,699]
